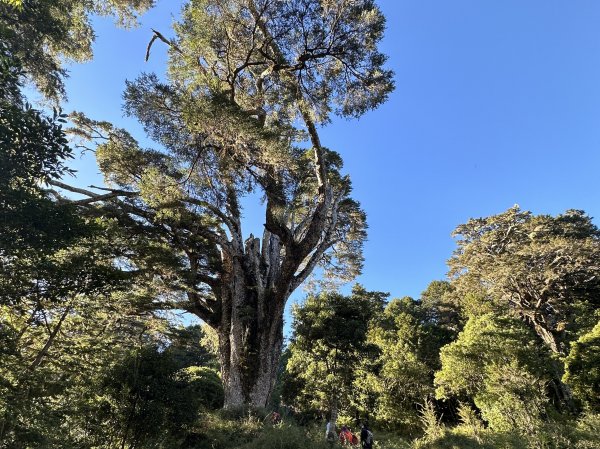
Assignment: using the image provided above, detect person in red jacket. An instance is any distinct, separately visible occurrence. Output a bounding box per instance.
[339,426,353,446]
[270,411,281,425]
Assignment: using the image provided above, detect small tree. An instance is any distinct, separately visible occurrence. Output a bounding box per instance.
[366,297,434,432]
[283,286,385,427]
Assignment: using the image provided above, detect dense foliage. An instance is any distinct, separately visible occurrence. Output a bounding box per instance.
[280,207,599,447]
[0,0,153,99]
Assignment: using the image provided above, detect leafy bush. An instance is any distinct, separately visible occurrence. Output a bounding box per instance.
[563,320,600,411]
[236,423,330,449]
[177,366,224,410]
[409,412,600,449]
[474,365,548,433]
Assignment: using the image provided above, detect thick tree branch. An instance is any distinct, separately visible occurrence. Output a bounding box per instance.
[289,193,343,292]
[186,291,219,327]
[182,197,237,237]
[49,179,232,251]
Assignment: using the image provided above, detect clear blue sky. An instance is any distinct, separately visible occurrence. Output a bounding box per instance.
[62,0,600,317]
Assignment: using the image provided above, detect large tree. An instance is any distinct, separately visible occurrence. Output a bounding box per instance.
[449,206,600,355]
[57,0,394,407]
[448,206,600,410]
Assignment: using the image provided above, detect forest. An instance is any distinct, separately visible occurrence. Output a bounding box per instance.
[1,0,599,448]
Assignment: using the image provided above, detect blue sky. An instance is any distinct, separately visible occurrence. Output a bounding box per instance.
[62,0,600,320]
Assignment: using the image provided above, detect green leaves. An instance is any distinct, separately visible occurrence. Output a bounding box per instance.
[435,313,550,398]
[563,320,600,411]
[172,0,394,124]
[449,206,600,354]
[0,48,73,189]
[0,0,154,100]
[0,0,22,9]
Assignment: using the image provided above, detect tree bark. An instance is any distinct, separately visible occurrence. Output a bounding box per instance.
[329,395,339,433]
[218,315,284,408]
[216,235,288,408]
[525,311,562,355]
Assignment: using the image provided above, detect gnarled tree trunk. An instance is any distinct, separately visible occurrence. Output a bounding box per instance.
[524,311,576,412]
[215,233,292,407]
[218,311,284,407]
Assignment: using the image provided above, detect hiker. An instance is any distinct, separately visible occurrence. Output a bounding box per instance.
[325,420,336,443]
[339,425,353,446]
[271,411,281,425]
[360,423,374,449]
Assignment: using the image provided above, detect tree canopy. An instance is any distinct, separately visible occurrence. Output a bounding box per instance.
[449,206,600,354]
[0,0,154,99]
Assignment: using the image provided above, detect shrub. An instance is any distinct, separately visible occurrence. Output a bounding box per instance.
[236,423,330,449]
[563,321,600,411]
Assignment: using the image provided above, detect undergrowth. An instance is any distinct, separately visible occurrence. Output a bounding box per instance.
[176,408,599,449]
